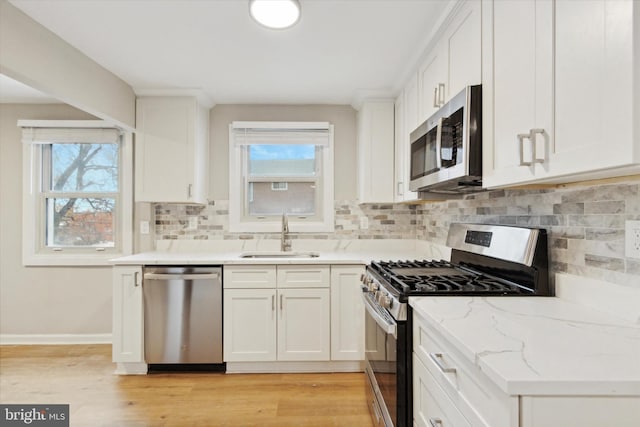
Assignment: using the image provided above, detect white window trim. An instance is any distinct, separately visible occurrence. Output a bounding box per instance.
[228,121,334,233]
[20,120,133,266]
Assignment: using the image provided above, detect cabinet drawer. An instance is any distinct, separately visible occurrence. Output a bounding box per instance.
[414,354,471,427]
[277,265,330,288]
[224,265,276,289]
[413,314,515,427]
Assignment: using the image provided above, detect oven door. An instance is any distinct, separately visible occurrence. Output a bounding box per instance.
[362,292,399,427]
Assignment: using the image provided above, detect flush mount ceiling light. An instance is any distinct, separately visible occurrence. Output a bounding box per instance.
[249,0,301,30]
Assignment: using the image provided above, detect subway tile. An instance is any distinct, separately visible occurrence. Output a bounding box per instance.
[584,254,625,272]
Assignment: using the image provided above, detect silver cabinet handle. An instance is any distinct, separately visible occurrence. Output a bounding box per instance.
[134,271,140,287]
[433,87,439,108]
[429,418,443,427]
[530,128,546,163]
[280,293,284,315]
[438,83,445,106]
[519,129,547,166]
[397,181,403,197]
[188,184,193,198]
[428,352,456,374]
[518,133,532,166]
[272,294,275,312]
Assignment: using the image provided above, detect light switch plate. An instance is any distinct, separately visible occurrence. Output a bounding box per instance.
[625,220,640,259]
[140,220,150,235]
[359,216,369,230]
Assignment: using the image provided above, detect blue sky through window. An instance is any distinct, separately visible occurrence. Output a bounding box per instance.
[249,144,314,160]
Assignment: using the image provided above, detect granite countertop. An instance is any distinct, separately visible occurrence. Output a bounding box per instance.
[410,274,640,396]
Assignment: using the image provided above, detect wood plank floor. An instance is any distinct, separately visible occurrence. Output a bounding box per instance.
[0,345,374,427]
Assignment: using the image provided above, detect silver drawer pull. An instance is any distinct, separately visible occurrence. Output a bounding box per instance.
[429,352,456,374]
[429,419,443,427]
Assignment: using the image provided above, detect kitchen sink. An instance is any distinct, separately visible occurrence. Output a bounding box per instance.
[238,251,320,259]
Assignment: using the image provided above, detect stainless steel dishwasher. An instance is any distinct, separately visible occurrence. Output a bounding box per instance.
[143,266,223,366]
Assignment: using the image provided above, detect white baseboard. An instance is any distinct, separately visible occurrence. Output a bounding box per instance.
[225,360,364,374]
[0,333,112,345]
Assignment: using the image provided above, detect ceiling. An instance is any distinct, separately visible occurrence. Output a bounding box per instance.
[6,0,450,105]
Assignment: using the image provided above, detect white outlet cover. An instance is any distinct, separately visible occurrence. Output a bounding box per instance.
[360,216,369,230]
[624,220,640,259]
[140,220,150,235]
[188,216,199,230]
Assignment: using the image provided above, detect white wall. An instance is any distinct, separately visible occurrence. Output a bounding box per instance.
[0,0,136,130]
[209,104,358,201]
[0,104,113,341]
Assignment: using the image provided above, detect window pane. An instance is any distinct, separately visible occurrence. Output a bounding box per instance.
[248,145,316,176]
[248,182,315,216]
[46,198,115,247]
[50,143,118,192]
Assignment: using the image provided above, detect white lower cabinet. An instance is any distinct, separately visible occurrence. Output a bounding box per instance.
[277,288,330,361]
[330,266,365,360]
[413,310,640,427]
[413,354,471,427]
[223,288,277,361]
[112,266,144,369]
[223,265,332,363]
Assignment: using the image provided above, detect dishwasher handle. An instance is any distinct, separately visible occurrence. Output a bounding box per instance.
[143,272,220,281]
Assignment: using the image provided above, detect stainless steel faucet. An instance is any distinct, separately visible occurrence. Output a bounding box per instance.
[281,213,291,252]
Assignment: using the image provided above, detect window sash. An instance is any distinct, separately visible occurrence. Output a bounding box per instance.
[228,122,334,233]
[38,142,122,252]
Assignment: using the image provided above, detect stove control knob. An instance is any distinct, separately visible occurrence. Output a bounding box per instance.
[382,295,393,309]
[369,282,379,292]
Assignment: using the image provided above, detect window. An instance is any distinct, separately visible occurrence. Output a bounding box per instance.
[20,120,133,265]
[229,122,334,232]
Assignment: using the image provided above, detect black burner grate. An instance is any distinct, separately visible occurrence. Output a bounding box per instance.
[371,259,532,296]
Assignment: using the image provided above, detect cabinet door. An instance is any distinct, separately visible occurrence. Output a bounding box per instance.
[330,266,365,361]
[277,265,330,289]
[445,0,481,97]
[224,265,276,289]
[413,354,472,427]
[482,0,553,188]
[520,395,640,427]
[223,289,277,362]
[135,96,208,203]
[277,288,330,361]
[357,100,395,203]
[112,266,143,363]
[550,0,635,176]
[418,46,447,122]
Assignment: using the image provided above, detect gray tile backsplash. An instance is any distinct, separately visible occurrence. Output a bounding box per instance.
[155,179,640,287]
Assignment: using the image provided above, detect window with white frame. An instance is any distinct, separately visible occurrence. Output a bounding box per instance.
[229,122,334,232]
[20,120,133,265]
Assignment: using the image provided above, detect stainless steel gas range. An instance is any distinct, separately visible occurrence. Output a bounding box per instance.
[361,223,551,427]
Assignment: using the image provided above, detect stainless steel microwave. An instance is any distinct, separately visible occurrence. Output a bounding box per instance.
[409,85,482,194]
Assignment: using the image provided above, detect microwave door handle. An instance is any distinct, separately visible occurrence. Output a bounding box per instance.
[435,118,443,169]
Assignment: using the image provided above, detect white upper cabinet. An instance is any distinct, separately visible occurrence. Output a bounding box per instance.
[418,0,481,124]
[482,0,640,188]
[418,46,448,122]
[135,96,209,203]
[357,99,395,203]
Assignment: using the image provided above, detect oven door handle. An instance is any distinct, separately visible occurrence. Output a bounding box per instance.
[361,293,397,338]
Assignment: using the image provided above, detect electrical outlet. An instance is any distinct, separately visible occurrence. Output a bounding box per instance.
[359,216,369,230]
[140,220,150,235]
[625,220,640,259]
[188,216,199,230]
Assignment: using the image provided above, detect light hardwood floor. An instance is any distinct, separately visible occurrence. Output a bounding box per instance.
[0,345,374,427]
